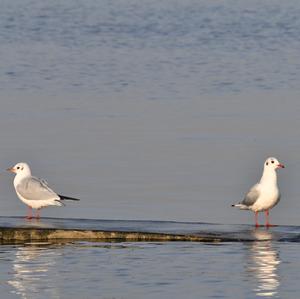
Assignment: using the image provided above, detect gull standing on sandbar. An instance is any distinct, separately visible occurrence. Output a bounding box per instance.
[7,162,80,219]
[232,157,284,227]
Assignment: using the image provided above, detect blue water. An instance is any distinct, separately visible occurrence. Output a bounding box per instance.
[0,0,300,224]
[1,0,300,97]
[1,0,300,298]
[0,239,299,299]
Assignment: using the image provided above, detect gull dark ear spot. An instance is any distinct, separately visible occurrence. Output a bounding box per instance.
[21,166,24,170]
[266,162,269,166]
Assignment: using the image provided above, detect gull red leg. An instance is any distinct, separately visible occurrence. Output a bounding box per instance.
[265,210,276,227]
[265,210,270,227]
[255,211,259,227]
[26,206,33,220]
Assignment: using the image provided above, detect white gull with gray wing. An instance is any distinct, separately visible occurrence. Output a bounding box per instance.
[232,157,284,226]
[8,162,80,219]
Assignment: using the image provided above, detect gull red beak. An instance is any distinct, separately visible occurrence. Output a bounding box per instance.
[7,167,16,173]
[277,163,285,169]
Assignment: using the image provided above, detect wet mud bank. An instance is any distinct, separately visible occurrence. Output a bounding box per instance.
[0,217,298,244]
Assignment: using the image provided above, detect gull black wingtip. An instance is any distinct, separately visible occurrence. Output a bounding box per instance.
[58,195,80,201]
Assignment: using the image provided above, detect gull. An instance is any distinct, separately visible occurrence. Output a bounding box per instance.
[232,157,284,227]
[7,162,80,219]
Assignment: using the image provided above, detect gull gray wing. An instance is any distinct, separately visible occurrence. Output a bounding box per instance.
[241,184,260,206]
[16,176,59,201]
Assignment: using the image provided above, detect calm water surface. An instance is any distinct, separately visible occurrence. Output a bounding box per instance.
[0,237,299,299]
[1,0,300,298]
[0,0,300,224]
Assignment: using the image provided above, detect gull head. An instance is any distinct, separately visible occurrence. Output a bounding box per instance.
[7,162,32,176]
[264,157,285,171]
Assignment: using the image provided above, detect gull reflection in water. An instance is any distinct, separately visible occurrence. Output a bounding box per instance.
[246,229,280,297]
[7,244,61,299]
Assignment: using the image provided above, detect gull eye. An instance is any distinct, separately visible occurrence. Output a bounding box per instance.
[271,161,274,164]
[17,166,20,169]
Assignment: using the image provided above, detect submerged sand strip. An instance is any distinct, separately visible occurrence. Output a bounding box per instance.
[0,227,224,243]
